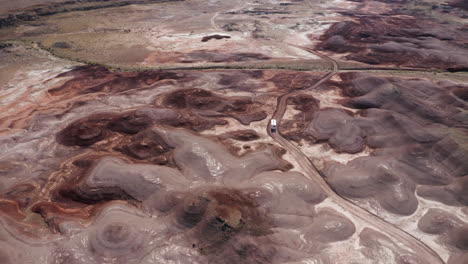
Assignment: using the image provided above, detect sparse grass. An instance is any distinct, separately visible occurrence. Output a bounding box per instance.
[19,40,333,72]
[7,39,467,84]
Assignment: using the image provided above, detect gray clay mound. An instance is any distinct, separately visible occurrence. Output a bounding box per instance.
[304,73,468,215]
[359,228,424,264]
[418,209,468,262]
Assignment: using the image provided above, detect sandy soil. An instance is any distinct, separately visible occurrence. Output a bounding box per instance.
[1,0,468,263]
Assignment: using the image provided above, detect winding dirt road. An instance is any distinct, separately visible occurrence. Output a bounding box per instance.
[266,47,445,264]
[211,1,250,32]
[207,4,445,262]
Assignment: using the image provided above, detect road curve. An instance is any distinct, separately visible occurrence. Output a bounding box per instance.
[211,2,250,32]
[267,47,445,264]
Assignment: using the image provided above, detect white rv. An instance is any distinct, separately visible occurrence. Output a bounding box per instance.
[271,119,277,133]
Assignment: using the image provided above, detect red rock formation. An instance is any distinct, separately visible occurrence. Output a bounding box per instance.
[318,16,468,70]
[49,65,190,99]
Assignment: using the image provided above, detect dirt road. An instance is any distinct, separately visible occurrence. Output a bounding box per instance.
[267,47,445,264]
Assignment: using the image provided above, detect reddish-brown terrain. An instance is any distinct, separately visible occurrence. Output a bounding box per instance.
[450,0,468,11]
[318,16,468,70]
[0,0,468,263]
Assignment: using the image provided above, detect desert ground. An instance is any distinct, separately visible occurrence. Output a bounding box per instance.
[0,0,467,263]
